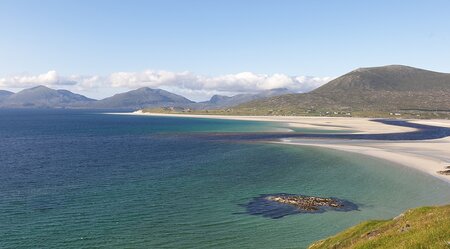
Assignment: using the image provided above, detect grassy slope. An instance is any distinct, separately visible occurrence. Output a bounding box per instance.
[142,106,450,119]
[231,65,450,118]
[308,205,450,249]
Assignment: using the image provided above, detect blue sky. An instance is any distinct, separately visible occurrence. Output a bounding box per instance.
[1,0,449,100]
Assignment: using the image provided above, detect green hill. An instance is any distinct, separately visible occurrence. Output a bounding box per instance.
[233,65,450,118]
[308,205,450,249]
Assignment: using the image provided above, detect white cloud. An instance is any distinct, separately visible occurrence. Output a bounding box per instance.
[1,70,334,100]
[109,70,333,94]
[0,70,103,89]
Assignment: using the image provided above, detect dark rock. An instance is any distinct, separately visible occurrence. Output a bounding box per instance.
[240,193,358,219]
[265,195,343,211]
[437,169,450,175]
[399,223,411,233]
[363,230,380,238]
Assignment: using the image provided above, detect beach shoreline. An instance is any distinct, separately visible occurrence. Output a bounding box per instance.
[275,138,450,184]
[121,111,450,184]
[124,110,425,134]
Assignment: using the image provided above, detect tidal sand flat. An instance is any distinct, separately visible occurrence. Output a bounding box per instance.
[1,110,450,249]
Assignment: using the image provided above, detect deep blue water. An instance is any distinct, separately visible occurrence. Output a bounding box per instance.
[1,109,449,249]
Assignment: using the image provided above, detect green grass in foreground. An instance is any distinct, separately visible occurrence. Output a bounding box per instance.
[308,205,450,249]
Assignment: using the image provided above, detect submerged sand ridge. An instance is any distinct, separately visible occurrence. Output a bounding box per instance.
[129,111,419,134]
[277,137,450,184]
[123,112,450,184]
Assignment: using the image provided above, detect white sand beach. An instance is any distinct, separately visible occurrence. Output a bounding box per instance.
[128,111,450,183]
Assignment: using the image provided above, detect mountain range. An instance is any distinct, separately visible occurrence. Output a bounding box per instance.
[0,85,291,109]
[196,88,294,109]
[2,65,450,115]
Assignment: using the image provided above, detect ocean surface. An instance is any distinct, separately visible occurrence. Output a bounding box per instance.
[1,109,449,249]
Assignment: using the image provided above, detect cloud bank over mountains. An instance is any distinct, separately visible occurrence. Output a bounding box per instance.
[0,70,333,101]
[0,70,103,91]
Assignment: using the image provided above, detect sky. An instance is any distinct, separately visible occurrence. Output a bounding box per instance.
[1,0,449,101]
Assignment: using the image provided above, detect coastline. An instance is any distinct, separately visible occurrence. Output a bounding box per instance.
[123,111,450,184]
[126,110,420,134]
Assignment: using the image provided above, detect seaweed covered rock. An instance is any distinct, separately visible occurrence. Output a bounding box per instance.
[242,193,358,219]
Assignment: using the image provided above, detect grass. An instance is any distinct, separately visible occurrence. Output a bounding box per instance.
[308,205,450,249]
[142,107,450,119]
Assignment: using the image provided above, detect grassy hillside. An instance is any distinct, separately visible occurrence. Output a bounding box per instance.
[232,65,450,118]
[142,106,450,119]
[308,205,450,249]
[315,65,450,92]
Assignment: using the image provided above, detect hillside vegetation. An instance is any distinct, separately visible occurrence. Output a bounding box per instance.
[232,65,450,118]
[308,205,450,249]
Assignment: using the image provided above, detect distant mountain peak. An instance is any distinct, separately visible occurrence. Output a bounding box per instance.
[316,64,450,93]
[194,88,294,109]
[135,87,154,91]
[267,87,290,91]
[0,90,14,103]
[352,65,437,75]
[209,95,231,103]
[28,85,52,90]
[0,85,94,108]
[90,87,194,109]
[0,89,14,95]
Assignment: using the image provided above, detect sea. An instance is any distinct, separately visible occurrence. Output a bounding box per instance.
[1,109,449,249]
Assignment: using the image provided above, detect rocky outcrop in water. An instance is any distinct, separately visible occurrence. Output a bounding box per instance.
[265,195,343,211]
[437,169,450,175]
[241,193,358,219]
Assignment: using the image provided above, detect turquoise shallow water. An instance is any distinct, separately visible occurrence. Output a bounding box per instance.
[0,109,449,249]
